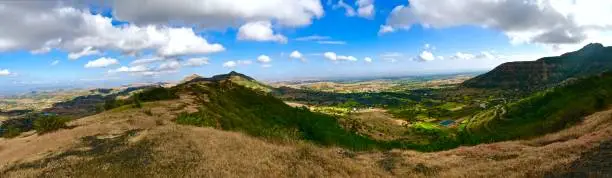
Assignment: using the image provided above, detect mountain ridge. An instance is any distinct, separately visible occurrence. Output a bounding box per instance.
[463,43,612,89]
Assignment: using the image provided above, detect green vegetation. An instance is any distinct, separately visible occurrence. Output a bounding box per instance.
[0,115,68,137]
[104,87,178,110]
[462,72,612,143]
[136,87,179,102]
[33,116,69,134]
[176,82,380,151]
[1,125,22,138]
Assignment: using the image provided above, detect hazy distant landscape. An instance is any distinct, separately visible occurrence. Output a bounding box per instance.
[2,0,612,177]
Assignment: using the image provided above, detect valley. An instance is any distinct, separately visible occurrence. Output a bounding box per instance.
[2,44,612,177]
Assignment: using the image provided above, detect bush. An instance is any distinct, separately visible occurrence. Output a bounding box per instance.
[137,87,179,102]
[1,125,22,138]
[33,116,69,134]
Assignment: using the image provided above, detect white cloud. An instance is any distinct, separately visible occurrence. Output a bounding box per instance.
[237,21,288,43]
[0,4,224,58]
[112,0,324,28]
[0,69,10,76]
[223,61,237,68]
[378,25,396,35]
[84,57,119,68]
[108,65,150,73]
[157,60,181,71]
[364,57,373,62]
[295,35,331,41]
[478,51,496,60]
[417,51,435,62]
[323,52,357,61]
[356,0,375,18]
[158,28,225,57]
[68,46,101,60]
[51,60,60,66]
[323,52,337,60]
[380,52,403,58]
[223,60,252,68]
[450,52,476,60]
[317,41,347,45]
[334,0,375,19]
[338,55,357,61]
[290,50,303,59]
[381,0,612,47]
[183,57,209,67]
[334,0,356,17]
[131,57,164,66]
[257,55,272,63]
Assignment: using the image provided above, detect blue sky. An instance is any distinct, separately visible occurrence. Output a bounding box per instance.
[0,0,610,93]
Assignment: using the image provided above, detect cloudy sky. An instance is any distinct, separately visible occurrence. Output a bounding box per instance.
[0,0,611,92]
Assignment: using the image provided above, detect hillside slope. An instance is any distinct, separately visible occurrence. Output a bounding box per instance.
[461,72,612,143]
[1,91,611,177]
[463,43,612,89]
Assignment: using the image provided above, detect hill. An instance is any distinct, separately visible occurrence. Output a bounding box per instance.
[1,86,612,177]
[463,43,612,89]
[186,71,275,93]
[461,72,612,143]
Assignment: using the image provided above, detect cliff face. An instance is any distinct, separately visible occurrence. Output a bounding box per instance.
[463,43,612,89]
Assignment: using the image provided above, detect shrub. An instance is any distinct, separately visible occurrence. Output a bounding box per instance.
[137,87,179,102]
[1,125,22,138]
[33,116,69,134]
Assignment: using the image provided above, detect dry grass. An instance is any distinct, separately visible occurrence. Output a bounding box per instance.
[1,98,612,177]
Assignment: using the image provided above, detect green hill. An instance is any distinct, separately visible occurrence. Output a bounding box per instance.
[462,72,612,143]
[463,43,612,89]
[173,78,380,150]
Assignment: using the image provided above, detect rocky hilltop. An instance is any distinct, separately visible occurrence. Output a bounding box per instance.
[463,43,612,89]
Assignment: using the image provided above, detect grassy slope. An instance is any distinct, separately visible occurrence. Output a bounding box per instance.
[2,94,612,177]
[463,72,612,143]
[175,81,381,151]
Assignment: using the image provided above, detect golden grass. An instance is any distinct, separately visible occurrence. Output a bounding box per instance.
[1,98,612,177]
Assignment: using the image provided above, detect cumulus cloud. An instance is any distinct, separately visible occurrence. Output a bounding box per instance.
[112,0,324,28]
[257,55,272,63]
[417,51,435,62]
[183,57,209,67]
[323,52,337,60]
[378,25,395,35]
[356,0,375,18]
[290,50,303,59]
[0,69,11,76]
[238,21,288,43]
[323,52,357,61]
[381,0,612,46]
[223,60,252,68]
[0,3,224,58]
[364,57,373,62]
[84,57,119,68]
[223,61,238,68]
